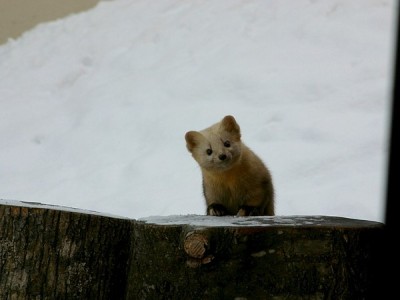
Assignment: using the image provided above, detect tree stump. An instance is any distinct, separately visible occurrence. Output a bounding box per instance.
[128,215,385,300]
[0,202,385,299]
[0,202,132,299]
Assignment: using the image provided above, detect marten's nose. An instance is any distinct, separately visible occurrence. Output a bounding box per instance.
[219,154,227,161]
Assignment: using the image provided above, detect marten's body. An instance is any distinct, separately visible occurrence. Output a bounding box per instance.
[185,115,274,216]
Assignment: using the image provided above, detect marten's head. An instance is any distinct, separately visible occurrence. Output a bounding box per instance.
[185,115,242,172]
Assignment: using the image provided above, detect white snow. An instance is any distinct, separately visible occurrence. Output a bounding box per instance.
[0,0,396,222]
[0,199,129,219]
[139,215,326,227]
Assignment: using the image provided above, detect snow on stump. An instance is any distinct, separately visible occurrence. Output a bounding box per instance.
[0,202,384,299]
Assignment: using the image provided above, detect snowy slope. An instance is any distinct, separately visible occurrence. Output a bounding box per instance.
[0,0,396,221]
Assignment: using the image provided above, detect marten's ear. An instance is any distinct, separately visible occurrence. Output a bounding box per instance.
[221,115,241,139]
[185,131,204,152]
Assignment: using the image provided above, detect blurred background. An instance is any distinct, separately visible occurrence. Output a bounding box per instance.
[0,0,99,44]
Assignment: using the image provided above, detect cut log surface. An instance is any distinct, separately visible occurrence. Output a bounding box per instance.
[0,201,384,299]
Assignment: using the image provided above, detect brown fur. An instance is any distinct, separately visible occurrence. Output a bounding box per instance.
[185,115,274,216]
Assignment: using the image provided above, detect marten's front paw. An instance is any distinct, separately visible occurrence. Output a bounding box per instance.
[237,206,262,216]
[207,204,228,216]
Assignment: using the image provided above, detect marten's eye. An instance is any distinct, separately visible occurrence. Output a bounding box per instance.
[206,149,213,155]
[224,141,231,148]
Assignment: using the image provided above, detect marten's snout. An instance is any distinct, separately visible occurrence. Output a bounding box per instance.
[219,154,227,161]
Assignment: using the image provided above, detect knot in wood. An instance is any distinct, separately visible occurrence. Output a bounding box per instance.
[184,232,209,259]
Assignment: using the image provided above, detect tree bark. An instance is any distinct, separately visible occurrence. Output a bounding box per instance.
[0,203,384,299]
[0,203,131,299]
[128,215,385,300]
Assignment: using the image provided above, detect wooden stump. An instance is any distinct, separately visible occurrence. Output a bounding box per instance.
[0,202,385,299]
[128,215,385,300]
[0,202,132,299]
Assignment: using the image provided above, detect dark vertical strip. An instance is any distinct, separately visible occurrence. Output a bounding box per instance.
[380,3,399,299]
[385,0,399,231]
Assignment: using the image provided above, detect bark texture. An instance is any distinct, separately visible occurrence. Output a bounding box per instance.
[128,216,384,300]
[0,204,131,299]
[0,203,384,299]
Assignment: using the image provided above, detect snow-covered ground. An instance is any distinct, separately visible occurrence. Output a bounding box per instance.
[0,0,396,222]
